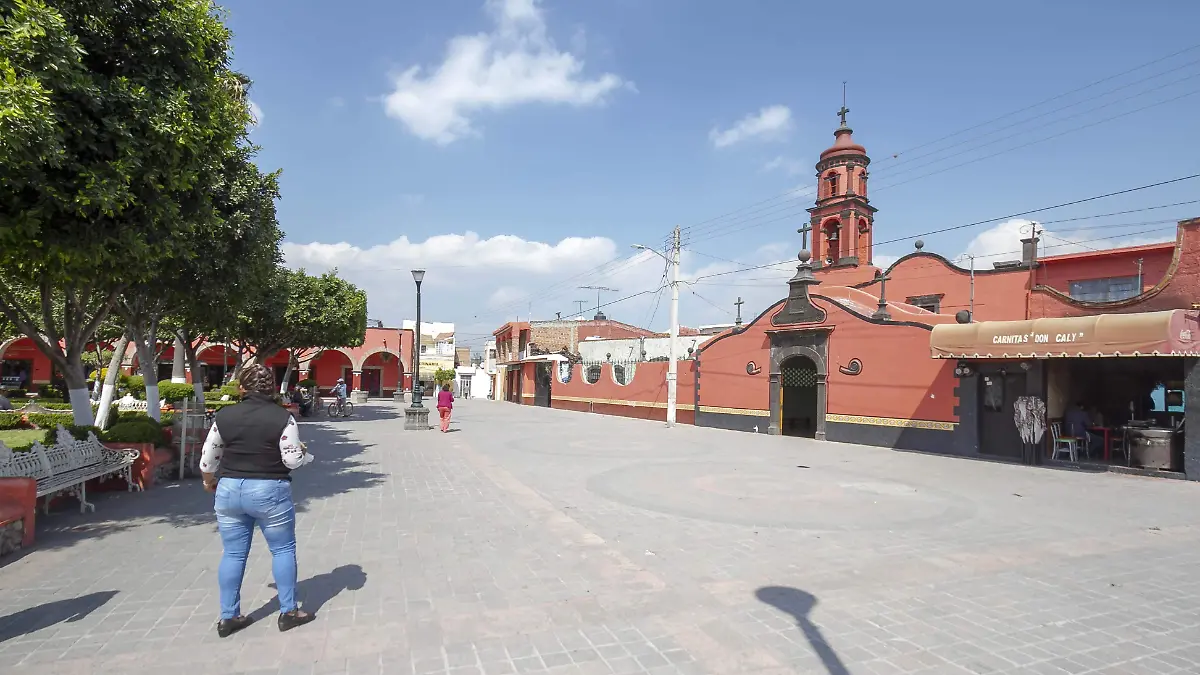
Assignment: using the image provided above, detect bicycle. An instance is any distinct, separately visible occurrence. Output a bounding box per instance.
[327,399,354,417]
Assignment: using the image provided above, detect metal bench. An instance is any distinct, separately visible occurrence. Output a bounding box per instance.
[0,426,140,513]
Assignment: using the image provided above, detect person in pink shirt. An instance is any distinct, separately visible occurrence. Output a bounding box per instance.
[436,384,454,432]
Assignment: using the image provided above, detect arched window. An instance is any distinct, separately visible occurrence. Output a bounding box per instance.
[825,171,839,197]
[859,170,868,194]
[823,220,841,262]
[585,365,601,384]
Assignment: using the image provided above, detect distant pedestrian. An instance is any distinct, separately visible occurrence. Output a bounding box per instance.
[437,383,454,432]
[199,364,317,638]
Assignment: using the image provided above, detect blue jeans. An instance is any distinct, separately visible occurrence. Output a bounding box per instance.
[214,478,298,619]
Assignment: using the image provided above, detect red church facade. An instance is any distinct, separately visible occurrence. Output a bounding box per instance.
[499,110,1200,479]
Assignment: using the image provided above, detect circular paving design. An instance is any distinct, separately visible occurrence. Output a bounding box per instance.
[586,460,976,531]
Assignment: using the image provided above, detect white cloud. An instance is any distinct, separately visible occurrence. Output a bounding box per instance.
[959,218,1174,264]
[248,99,263,126]
[281,228,806,349]
[762,156,806,175]
[710,105,792,148]
[399,193,424,207]
[873,254,900,270]
[382,0,629,145]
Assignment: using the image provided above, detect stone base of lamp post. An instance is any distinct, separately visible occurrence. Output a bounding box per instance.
[393,390,408,404]
[403,406,430,430]
[350,390,369,404]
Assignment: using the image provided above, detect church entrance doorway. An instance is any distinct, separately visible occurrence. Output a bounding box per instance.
[780,356,820,438]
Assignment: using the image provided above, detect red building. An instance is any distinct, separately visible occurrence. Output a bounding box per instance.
[0,326,414,399]
[499,110,1200,479]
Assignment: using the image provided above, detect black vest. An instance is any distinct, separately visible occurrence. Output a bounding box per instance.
[215,393,293,481]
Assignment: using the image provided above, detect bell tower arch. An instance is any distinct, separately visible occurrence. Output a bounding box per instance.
[807,104,877,268]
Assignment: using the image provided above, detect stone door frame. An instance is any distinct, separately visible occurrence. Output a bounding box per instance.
[767,330,830,439]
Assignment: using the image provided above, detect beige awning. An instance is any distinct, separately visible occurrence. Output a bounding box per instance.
[930,309,1200,359]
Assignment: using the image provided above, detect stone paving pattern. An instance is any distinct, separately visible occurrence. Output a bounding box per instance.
[3,400,1200,674]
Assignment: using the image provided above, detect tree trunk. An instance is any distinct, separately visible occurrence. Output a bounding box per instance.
[133,338,161,422]
[171,336,187,383]
[177,330,206,402]
[278,352,296,394]
[63,357,94,426]
[93,334,130,429]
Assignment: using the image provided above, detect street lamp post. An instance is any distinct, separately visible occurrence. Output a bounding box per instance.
[411,269,425,409]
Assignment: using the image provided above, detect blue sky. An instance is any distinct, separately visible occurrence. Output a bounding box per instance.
[223,0,1200,347]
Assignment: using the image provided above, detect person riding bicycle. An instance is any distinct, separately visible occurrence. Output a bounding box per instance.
[333,378,348,412]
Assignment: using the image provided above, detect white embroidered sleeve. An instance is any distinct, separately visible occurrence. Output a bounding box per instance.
[279,415,307,469]
[200,421,225,473]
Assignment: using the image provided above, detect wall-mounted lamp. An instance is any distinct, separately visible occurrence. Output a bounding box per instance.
[953,362,974,378]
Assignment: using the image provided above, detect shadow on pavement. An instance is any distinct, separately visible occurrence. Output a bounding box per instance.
[756,586,851,675]
[249,563,368,620]
[0,590,119,643]
[11,409,393,560]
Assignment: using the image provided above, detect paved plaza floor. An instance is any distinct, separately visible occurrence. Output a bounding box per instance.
[3,400,1200,674]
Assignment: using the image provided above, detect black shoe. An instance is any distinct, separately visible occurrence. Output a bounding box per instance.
[216,615,253,638]
[278,609,316,632]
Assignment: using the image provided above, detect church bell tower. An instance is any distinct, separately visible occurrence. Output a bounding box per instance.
[805,104,877,268]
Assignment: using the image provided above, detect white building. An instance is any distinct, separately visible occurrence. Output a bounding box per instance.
[577,334,717,363]
[402,320,455,380]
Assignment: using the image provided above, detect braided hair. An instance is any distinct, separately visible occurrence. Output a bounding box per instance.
[237,364,276,397]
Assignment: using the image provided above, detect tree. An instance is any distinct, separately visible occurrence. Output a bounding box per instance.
[231,266,368,389]
[0,0,252,424]
[168,148,284,401]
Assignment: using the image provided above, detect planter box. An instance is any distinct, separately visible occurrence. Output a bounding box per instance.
[98,442,171,490]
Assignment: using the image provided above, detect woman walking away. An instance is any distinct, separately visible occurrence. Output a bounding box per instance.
[200,364,317,638]
[437,383,454,432]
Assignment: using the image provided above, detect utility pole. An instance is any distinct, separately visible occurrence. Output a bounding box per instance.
[667,226,681,428]
[967,254,976,321]
[632,228,682,428]
[573,300,587,317]
[1136,258,1144,295]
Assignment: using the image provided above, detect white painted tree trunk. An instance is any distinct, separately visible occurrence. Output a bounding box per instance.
[133,339,161,421]
[93,335,130,429]
[278,354,294,394]
[171,336,187,383]
[68,387,94,426]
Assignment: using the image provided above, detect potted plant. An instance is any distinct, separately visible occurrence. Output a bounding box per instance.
[98,416,172,490]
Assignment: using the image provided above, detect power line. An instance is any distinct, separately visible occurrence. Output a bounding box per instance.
[675,47,1200,244]
[689,175,1200,282]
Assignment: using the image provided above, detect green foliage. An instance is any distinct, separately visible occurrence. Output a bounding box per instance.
[101,418,164,445]
[124,375,146,398]
[0,412,29,430]
[4,389,27,399]
[297,378,316,389]
[433,368,456,385]
[205,400,238,411]
[33,401,71,410]
[24,411,73,428]
[36,384,62,400]
[233,267,368,362]
[202,383,241,401]
[157,381,196,403]
[42,424,100,445]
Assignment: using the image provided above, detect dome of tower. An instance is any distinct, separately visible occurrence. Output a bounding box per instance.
[820,127,867,161]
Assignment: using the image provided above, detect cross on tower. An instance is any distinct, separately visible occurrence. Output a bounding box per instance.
[837,104,850,127]
[797,223,813,250]
[872,269,892,320]
[734,297,744,326]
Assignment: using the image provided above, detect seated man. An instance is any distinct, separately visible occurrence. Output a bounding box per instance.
[290,387,309,417]
[1064,402,1101,456]
[0,390,11,411]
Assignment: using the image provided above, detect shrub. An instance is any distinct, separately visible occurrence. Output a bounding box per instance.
[25,412,75,429]
[205,400,238,412]
[0,412,28,430]
[125,375,146,399]
[34,402,73,410]
[157,381,196,403]
[36,385,63,400]
[219,383,241,400]
[4,389,27,399]
[102,419,166,445]
[297,378,316,389]
[42,424,102,445]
